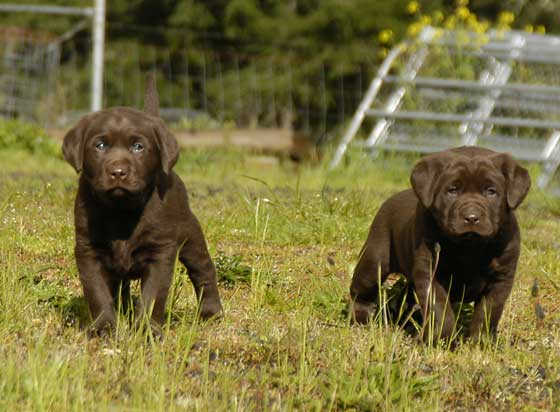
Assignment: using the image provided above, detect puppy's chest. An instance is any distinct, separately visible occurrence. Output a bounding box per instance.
[109,240,139,276]
[437,257,493,300]
[94,233,164,278]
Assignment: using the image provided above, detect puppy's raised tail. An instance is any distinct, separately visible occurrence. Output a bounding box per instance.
[144,71,160,117]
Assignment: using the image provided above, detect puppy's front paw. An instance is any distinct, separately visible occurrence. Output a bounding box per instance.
[86,312,116,338]
[87,321,114,339]
[132,316,164,340]
[199,299,223,321]
[351,300,376,324]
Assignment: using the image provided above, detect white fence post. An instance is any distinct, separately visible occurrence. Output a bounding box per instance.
[91,0,106,112]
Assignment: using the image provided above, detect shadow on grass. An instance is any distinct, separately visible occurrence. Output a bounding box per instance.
[344,276,475,342]
[55,293,193,332]
[26,274,91,329]
[57,296,91,329]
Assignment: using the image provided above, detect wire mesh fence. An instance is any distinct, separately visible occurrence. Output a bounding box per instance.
[0,22,373,141]
[0,27,60,121]
[3,19,560,193]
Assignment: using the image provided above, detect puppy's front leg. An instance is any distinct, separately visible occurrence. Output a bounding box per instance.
[179,213,223,320]
[412,244,456,341]
[138,249,176,329]
[76,250,116,334]
[469,271,515,339]
[350,239,391,324]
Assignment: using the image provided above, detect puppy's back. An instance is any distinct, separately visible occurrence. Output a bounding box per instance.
[371,189,419,231]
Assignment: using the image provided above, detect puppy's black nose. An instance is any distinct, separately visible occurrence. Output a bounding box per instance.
[110,167,128,179]
[464,214,479,224]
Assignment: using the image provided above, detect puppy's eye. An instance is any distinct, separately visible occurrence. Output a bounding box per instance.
[95,141,108,151]
[447,186,459,196]
[131,142,144,153]
[485,187,497,197]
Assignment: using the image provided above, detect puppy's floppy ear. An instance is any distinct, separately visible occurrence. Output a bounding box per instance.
[153,119,179,174]
[494,153,531,209]
[62,117,90,173]
[410,153,445,209]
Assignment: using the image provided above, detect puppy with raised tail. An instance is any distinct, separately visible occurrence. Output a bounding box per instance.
[63,74,223,335]
[350,146,531,340]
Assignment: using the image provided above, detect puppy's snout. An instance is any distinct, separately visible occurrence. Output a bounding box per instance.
[460,204,483,225]
[108,164,129,180]
[464,213,480,224]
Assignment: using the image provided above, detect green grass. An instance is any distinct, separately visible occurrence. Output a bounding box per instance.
[1,137,559,410]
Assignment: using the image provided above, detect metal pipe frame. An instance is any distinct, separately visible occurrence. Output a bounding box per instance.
[328,43,406,168]
[365,109,560,130]
[382,75,560,98]
[364,27,437,150]
[0,4,93,17]
[0,2,104,113]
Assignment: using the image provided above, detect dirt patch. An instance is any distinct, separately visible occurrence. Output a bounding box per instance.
[47,126,320,162]
[48,127,292,151]
[175,128,293,152]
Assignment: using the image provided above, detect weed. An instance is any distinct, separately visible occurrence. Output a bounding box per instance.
[214,252,252,287]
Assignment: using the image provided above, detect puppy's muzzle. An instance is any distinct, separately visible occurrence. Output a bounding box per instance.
[109,166,129,180]
[106,162,131,182]
[459,204,483,226]
[463,212,480,225]
[450,202,495,238]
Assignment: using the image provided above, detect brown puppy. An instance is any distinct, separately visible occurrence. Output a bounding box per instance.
[63,75,222,334]
[350,146,531,340]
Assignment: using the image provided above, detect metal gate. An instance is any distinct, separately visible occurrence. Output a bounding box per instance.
[331,26,560,195]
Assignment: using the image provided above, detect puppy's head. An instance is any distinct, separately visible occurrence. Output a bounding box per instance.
[62,107,179,206]
[411,146,531,239]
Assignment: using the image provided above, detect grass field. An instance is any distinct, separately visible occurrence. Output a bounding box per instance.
[1,129,560,410]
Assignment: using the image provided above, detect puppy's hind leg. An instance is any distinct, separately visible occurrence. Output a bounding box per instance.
[179,213,223,320]
[350,219,391,324]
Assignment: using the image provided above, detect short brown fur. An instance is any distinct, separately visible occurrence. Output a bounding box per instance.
[63,74,222,334]
[350,146,531,340]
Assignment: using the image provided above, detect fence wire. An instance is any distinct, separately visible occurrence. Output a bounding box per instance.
[0,23,373,141]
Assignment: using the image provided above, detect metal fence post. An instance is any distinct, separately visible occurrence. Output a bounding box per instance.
[364,27,436,150]
[329,44,406,168]
[91,0,105,112]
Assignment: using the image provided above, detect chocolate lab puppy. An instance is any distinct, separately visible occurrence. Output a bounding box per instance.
[350,146,531,340]
[62,75,222,334]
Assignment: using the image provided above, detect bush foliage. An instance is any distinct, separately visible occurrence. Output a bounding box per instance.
[0,1,558,132]
[0,120,60,157]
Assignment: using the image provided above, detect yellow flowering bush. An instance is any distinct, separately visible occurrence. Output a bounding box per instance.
[376,0,549,68]
[406,1,419,15]
[400,0,547,45]
[378,29,394,44]
[498,11,515,27]
[406,1,494,41]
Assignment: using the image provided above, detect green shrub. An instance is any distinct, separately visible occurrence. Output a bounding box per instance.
[0,119,60,157]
